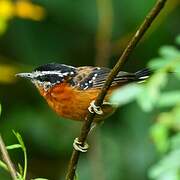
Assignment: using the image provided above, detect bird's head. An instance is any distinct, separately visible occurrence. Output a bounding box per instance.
[16,63,77,92]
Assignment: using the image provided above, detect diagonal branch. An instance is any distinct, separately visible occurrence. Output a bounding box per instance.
[0,134,17,180]
[65,0,168,179]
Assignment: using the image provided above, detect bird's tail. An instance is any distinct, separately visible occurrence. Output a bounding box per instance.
[135,68,151,81]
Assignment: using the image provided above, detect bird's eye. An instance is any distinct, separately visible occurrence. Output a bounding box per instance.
[37,74,63,84]
[37,75,49,82]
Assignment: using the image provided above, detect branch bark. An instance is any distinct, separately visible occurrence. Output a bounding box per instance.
[0,134,17,180]
[65,0,167,179]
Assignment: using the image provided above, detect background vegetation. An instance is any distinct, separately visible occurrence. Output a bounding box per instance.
[0,0,179,179]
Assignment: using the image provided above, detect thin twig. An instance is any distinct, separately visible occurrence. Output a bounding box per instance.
[65,0,167,179]
[0,134,17,180]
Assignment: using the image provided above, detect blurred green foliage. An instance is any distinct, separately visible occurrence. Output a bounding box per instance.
[111,36,180,180]
[0,0,45,34]
[0,0,179,179]
[0,129,48,180]
[0,130,28,180]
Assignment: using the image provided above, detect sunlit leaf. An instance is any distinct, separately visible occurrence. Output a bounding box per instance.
[150,124,169,153]
[172,106,180,130]
[157,112,173,127]
[171,133,180,150]
[110,83,142,106]
[159,45,180,59]
[13,131,27,179]
[75,171,79,180]
[148,71,167,95]
[149,149,180,180]
[16,172,23,180]
[148,58,171,70]
[157,91,180,107]
[6,144,22,150]
[137,87,154,112]
[13,131,26,151]
[18,163,23,177]
[137,72,167,112]
[174,65,180,80]
[32,179,49,180]
[0,17,8,35]
[0,160,8,171]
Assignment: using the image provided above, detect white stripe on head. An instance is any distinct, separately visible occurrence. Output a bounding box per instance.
[32,70,75,78]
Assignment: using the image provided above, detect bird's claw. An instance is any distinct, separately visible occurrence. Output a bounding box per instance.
[88,100,103,115]
[73,138,89,153]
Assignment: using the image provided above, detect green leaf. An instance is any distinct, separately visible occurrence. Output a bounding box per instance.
[137,72,167,112]
[175,35,180,45]
[171,133,180,150]
[6,144,22,150]
[149,149,180,180]
[18,163,23,177]
[148,71,167,95]
[12,131,26,151]
[110,83,142,106]
[12,131,27,180]
[174,66,180,80]
[157,91,180,107]
[159,45,180,59]
[157,112,173,127]
[32,179,49,180]
[16,173,24,180]
[150,123,169,153]
[172,106,180,130]
[0,18,8,35]
[74,171,79,180]
[137,87,154,112]
[0,160,8,171]
[148,58,171,70]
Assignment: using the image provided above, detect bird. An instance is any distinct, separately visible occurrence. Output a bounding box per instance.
[16,63,150,122]
[16,63,150,152]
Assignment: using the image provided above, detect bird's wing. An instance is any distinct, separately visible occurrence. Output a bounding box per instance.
[92,68,136,88]
[74,67,150,90]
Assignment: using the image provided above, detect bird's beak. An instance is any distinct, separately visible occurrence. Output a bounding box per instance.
[16,73,34,80]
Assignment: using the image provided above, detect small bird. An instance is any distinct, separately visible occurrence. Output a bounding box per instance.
[16,63,150,123]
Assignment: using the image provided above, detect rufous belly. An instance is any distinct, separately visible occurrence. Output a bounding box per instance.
[38,83,115,122]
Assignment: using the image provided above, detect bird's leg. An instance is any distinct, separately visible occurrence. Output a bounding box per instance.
[88,100,103,115]
[89,122,97,133]
[73,100,105,152]
[73,138,89,153]
[73,120,98,152]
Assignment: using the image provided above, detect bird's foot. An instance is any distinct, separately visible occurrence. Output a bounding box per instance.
[73,138,89,153]
[88,100,103,115]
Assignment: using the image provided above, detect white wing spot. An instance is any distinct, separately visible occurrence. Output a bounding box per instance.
[62,72,69,76]
[139,76,149,79]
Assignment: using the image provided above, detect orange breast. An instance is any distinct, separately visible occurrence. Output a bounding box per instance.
[38,83,111,121]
